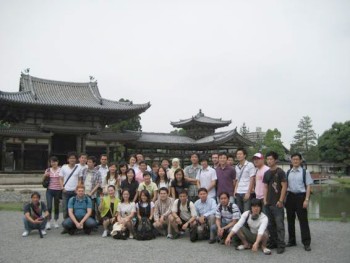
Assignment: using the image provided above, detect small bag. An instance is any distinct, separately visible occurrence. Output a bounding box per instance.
[135,217,155,241]
[42,169,50,188]
[111,223,129,240]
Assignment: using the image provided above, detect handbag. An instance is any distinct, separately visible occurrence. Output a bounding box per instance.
[42,169,50,188]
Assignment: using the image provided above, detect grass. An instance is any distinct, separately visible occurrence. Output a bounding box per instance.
[0,202,23,211]
[334,177,350,188]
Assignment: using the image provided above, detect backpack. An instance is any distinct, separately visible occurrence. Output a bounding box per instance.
[218,202,234,214]
[286,168,313,195]
[111,223,129,240]
[135,217,155,240]
[177,200,191,217]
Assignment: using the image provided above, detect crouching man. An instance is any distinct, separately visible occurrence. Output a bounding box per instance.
[62,185,97,235]
[153,187,174,237]
[225,198,271,255]
[22,192,49,237]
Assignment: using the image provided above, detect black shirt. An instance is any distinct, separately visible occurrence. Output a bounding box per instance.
[121,180,139,201]
[171,180,190,199]
[263,168,286,205]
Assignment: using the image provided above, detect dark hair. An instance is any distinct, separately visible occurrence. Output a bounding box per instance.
[190,153,200,159]
[67,152,78,159]
[143,171,151,178]
[139,190,151,203]
[236,147,247,156]
[106,162,118,185]
[31,191,41,199]
[100,154,108,159]
[251,198,263,212]
[129,155,136,161]
[156,166,169,186]
[151,161,159,168]
[121,189,130,203]
[161,159,169,164]
[118,162,128,175]
[49,156,58,162]
[174,168,185,184]
[198,187,208,194]
[87,156,97,163]
[218,153,228,158]
[219,192,230,199]
[126,168,136,182]
[266,151,279,160]
[79,153,87,158]
[107,185,116,190]
[200,156,209,163]
[179,190,188,196]
[211,153,219,157]
[227,154,235,160]
[159,187,169,194]
[139,161,147,166]
[291,153,302,160]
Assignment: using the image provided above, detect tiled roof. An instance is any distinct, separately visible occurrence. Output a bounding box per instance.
[0,124,51,138]
[171,109,231,128]
[0,74,151,114]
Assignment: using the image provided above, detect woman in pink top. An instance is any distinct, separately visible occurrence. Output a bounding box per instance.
[43,156,62,230]
[252,153,269,200]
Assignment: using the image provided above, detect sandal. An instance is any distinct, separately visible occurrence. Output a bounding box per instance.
[236,245,251,250]
[263,248,272,255]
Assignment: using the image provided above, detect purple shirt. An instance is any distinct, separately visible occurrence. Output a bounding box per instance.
[216,165,236,196]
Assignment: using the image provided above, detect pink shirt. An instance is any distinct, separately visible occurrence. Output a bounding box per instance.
[135,171,144,184]
[255,165,269,199]
[47,167,62,190]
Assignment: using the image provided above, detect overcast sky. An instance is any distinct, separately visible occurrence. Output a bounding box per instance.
[0,0,349,147]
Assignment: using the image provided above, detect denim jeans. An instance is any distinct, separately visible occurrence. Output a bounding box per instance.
[23,216,46,231]
[235,193,251,213]
[265,205,285,248]
[210,220,231,240]
[46,189,61,220]
[62,191,76,219]
[62,217,97,230]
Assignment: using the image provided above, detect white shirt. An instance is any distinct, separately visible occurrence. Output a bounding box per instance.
[231,210,268,235]
[84,170,93,193]
[196,166,217,198]
[59,164,81,191]
[118,202,136,217]
[98,165,109,186]
[235,161,256,194]
[171,199,197,221]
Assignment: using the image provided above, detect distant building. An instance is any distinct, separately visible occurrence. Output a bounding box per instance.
[245,127,266,143]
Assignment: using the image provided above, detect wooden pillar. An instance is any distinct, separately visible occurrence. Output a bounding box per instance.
[76,135,82,155]
[20,140,25,171]
[1,138,6,171]
[81,135,86,153]
[106,144,110,156]
[48,137,52,157]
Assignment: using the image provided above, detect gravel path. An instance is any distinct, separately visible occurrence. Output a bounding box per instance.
[0,211,349,263]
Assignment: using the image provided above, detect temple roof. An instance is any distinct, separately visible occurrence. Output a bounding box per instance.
[0,74,150,115]
[170,109,231,129]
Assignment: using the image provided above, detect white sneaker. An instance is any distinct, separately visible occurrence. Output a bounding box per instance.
[54,220,59,229]
[102,230,108,238]
[129,234,134,239]
[22,231,29,237]
[45,222,51,230]
[41,230,47,235]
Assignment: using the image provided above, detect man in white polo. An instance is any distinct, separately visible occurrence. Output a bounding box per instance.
[196,157,217,201]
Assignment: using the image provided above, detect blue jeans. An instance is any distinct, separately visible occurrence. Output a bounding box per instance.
[46,189,61,220]
[62,217,97,231]
[235,193,251,213]
[62,191,76,219]
[265,205,285,248]
[210,221,230,240]
[23,216,46,231]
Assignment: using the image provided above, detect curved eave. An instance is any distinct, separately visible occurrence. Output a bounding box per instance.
[171,119,231,129]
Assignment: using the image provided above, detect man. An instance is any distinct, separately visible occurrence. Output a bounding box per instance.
[81,156,102,219]
[234,148,256,213]
[97,154,109,186]
[169,190,197,238]
[285,153,313,252]
[153,187,174,237]
[184,153,202,202]
[150,161,159,182]
[216,153,236,203]
[227,154,235,167]
[263,151,287,254]
[135,161,149,183]
[59,152,81,220]
[22,192,49,237]
[135,153,152,172]
[138,171,158,202]
[211,153,219,169]
[62,185,97,235]
[210,192,240,244]
[77,153,88,175]
[196,157,217,201]
[253,153,269,201]
[225,199,271,255]
[193,188,217,242]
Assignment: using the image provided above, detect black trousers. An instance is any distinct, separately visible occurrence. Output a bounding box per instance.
[285,192,311,246]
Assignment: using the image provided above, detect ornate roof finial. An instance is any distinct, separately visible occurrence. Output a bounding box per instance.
[89,75,95,82]
[22,68,30,75]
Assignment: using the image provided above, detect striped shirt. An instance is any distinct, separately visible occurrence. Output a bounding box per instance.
[215,202,241,224]
[47,167,62,190]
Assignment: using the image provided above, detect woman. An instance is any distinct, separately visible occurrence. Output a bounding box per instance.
[155,166,171,190]
[43,156,62,230]
[136,190,154,222]
[168,158,181,181]
[104,162,120,198]
[120,168,139,203]
[118,162,128,184]
[170,168,189,199]
[117,189,136,239]
[99,185,120,238]
[128,155,137,170]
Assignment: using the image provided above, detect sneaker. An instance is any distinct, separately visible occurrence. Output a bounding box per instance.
[277,247,285,254]
[263,248,272,255]
[286,242,296,247]
[179,231,185,235]
[267,243,277,249]
[167,234,173,239]
[236,245,250,251]
[129,234,134,239]
[54,220,59,229]
[84,228,92,235]
[61,229,68,235]
[208,239,216,244]
[304,245,311,252]
[22,231,29,237]
[102,230,108,238]
[45,222,51,230]
[41,230,47,235]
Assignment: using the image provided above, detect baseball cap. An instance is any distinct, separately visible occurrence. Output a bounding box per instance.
[253,153,264,159]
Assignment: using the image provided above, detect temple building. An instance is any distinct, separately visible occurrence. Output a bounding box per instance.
[0,74,253,172]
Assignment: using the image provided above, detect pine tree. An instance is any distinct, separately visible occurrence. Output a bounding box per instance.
[240,122,250,138]
[292,116,317,160]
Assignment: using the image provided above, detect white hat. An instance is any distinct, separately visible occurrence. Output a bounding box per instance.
[253,153,264,159]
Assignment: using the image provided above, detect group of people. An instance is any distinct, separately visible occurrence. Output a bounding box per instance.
[22,149,313,255]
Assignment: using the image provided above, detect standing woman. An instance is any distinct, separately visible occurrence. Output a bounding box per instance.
[121,168,139,203]
[168,158,181,181]
[170,168,189,199]
[155,166,171,190]
[128,155,137,171]
[43,156,62,230]
[118,162,128,184]
[99,185,120,237]
[104,162,120,198]
[117,189,136,239]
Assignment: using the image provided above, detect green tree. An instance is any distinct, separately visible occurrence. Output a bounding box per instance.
[240,122,250,138]
[170,129,187,136]
[261,129,286,160]
[291,116,317,160]
[110,99,142,132]
[0,121,10,128]
[318,121,350,170]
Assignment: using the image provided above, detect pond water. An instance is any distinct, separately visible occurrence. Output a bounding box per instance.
[308,183,350,219]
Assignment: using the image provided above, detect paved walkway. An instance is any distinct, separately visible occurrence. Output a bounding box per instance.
[0,211,349,263]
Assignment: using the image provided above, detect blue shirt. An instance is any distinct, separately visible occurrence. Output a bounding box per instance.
[194,197,216,218]
[68,195,92,219]
[287,167,313,193]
